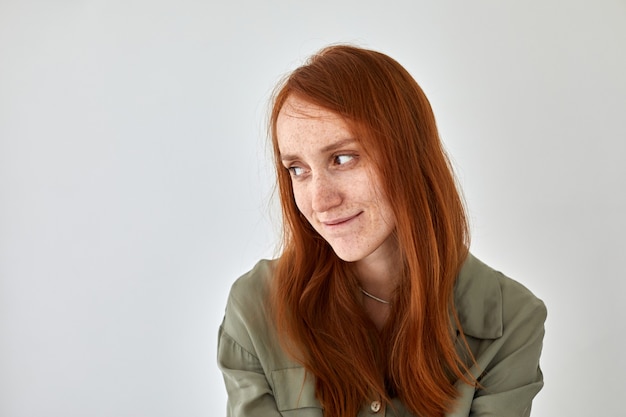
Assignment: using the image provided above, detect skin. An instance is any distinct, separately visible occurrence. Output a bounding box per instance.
[276,95,400,329]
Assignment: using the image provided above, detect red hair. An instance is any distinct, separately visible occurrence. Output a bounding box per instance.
[270,45,474,417]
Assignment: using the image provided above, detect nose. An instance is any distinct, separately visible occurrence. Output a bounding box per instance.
[310,172,342,213]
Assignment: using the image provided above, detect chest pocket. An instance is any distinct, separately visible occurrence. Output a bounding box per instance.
[272,367,323,416]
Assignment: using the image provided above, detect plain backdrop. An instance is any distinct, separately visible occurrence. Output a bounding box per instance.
[1,1,625,416]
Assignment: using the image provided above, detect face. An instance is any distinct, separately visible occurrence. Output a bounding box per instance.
[276,95,397,270]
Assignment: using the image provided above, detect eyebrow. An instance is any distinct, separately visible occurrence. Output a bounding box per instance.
[280,138,357,162]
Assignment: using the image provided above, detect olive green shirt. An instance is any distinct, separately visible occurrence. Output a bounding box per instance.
[218,254,546,416]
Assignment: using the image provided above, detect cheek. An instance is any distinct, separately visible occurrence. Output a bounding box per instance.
[369,185,396,227]
[381,204,396,229]
[291,184,310,217]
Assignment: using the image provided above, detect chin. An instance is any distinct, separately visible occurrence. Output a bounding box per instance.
[330,247,365,263]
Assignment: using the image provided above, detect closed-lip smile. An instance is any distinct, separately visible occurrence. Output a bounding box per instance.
[321,212,362,226]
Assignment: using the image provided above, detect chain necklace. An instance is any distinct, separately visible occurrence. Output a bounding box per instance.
[359,287,391,305]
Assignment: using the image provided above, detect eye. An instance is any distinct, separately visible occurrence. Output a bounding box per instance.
[333,154,355,166]
[287,166,306,177]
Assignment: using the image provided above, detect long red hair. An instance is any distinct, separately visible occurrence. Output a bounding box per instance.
[270,45,473,417]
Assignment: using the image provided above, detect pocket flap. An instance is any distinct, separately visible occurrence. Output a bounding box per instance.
[272,367,322,411]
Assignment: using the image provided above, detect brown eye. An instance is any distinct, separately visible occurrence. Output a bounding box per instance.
[334,155,354,165]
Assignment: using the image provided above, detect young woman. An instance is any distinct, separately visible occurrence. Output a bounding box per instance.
[218,45,546,417]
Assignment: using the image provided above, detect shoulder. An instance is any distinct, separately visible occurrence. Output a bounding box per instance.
[218,260,313,414]
[455,254,547,340]
[220,259,295,368]
[223,258,275,324]
[452,255,547,414]
[227,259,275,308]
[221,260,275,352]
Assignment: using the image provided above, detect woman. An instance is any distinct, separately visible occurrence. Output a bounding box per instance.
[218,45,546,417]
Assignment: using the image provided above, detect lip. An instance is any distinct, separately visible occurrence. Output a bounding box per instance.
[321,212,362,227]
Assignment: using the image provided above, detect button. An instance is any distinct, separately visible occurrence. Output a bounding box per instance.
[370,400,381,413]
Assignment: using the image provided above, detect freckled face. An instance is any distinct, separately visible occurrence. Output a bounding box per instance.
[276,96,397,268]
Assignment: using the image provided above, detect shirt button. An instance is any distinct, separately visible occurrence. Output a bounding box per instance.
[370,400,382,413]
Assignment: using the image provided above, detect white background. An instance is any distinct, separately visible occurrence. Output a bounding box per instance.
[1,1,625,416]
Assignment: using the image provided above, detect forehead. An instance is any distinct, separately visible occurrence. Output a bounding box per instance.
[278,95,338,119]
[276,96,353,153]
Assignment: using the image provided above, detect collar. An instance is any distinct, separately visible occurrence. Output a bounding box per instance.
[453,254,503,339]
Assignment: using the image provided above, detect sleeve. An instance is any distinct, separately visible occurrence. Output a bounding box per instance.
[470,288,547,417]
[217,324,282,417]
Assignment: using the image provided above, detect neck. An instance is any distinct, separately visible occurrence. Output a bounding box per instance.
[354,245,400,302]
